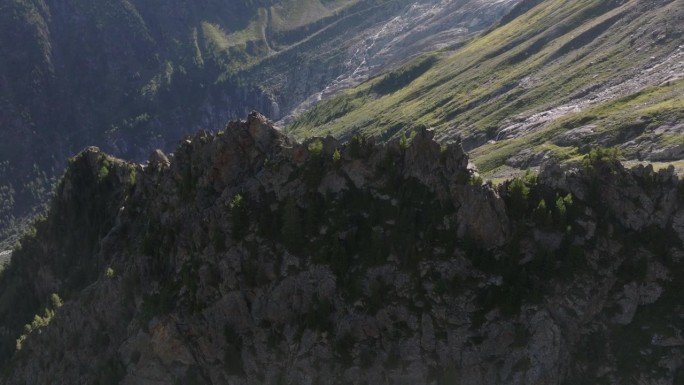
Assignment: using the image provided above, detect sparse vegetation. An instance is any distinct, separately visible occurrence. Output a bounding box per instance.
[105,267,115,279]
[505,171,536,218]
[469,174,484,187]
[582,146,622,169]
[15,293,63,351]
[307,139,324,156]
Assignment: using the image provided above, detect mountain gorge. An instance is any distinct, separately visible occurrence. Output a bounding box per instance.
[0,0,516,246]
[1,113,684,384]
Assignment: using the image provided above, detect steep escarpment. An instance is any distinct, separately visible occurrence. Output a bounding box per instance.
[2,113,684,384]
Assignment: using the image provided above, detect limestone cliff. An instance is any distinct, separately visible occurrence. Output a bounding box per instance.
[1,113,684,384]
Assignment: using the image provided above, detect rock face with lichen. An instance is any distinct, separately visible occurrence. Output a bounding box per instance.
[1,112,684,385]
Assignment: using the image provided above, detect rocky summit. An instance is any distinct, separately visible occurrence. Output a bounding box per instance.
[0,112,683,384]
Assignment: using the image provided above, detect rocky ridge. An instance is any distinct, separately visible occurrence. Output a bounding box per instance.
[1,113,684,384]
[0,0,518,245]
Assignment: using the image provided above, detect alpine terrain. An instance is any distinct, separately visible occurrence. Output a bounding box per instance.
[0,0,516,246]
[1,0,684,384]
[0,113,683,384]
[290,0,684,177]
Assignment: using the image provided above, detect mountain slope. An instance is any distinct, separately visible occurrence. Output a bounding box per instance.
[289,0,684,174]
[0,0,517,247]
[1,113,684,384]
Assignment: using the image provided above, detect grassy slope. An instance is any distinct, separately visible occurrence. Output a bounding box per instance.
[270,0,357,31]
[288,0,684,172]
[201,0,361,71]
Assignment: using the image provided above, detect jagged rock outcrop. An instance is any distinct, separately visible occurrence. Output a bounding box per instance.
[1,113,684,385]
[539,157,684,233]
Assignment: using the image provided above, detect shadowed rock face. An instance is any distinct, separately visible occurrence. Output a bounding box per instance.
[2,113,684,385]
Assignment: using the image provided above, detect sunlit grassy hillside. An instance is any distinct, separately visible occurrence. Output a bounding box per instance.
[289,0,684,173]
